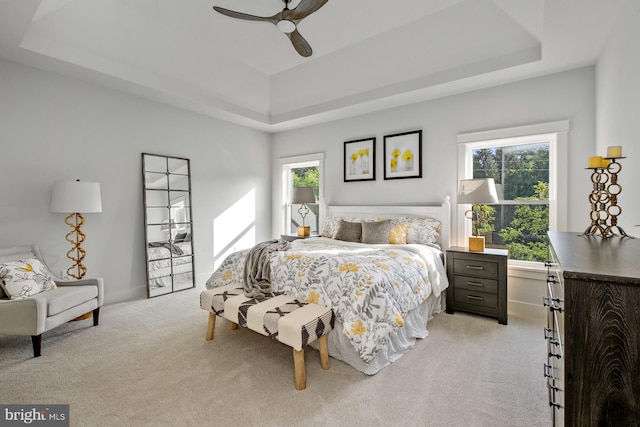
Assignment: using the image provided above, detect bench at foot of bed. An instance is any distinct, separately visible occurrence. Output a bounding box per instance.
[200,284,336,390]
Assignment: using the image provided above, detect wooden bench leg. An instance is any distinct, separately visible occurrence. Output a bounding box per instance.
[293,348,306,391]
[206,313,216,341]
[318,335,330,370]
[230,322,239,330]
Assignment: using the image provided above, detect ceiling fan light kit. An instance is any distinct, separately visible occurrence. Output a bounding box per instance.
[213,0,328,57]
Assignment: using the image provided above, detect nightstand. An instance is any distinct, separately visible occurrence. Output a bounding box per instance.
[280,234,319,242]
[446,246,508,325]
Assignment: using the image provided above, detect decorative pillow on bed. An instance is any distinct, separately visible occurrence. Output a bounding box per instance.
[406,218,441,246]
[362,219,392,244]
[388,218,410,244]
[0,258,57,300]
[320,217,339,238]
[334,220,362,242]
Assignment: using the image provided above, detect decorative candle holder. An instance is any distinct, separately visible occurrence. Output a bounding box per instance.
[583,156,632,238]
[603,157,630,237]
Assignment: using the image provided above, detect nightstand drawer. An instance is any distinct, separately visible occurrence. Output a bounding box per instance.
[453,275,498,293]
[453,288,497,309]
[453,257,499,279]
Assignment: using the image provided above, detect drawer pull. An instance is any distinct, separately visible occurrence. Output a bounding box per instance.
[465,281,484,287]
[549,350,562,359]
[465,265,485,271]
[543,363,555,379]
[466,295,484,301]
[544,328,560,346]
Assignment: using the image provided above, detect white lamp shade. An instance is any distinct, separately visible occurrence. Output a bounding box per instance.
[291,186,316,205]
[51,181,103,213]
[458,178,499,204]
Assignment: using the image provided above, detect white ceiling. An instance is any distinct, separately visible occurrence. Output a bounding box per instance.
[0,0,625,132]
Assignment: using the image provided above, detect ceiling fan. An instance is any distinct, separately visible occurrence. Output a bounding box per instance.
[213,0,328,57]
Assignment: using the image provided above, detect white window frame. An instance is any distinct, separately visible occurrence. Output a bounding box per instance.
[278,153,324,236]
[457,121,569,269]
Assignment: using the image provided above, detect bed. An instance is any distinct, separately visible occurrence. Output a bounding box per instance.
[205,197,450,374]
[147,242,193,290]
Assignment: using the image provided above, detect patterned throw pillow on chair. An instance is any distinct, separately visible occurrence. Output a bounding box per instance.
[0,258,57,300]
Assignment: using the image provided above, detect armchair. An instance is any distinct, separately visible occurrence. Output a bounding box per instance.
[0,244,103,357]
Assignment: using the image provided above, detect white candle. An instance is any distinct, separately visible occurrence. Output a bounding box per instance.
[607,145,622,158]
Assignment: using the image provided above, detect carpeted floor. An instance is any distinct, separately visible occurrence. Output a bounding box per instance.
[0,287,550,427]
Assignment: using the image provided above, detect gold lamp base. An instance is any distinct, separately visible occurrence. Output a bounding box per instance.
[297,226,310,237]
[468,236,485,252]
[64,212,87,279]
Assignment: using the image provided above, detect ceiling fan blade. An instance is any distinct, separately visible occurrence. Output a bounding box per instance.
[286,0,328,21]
[287,29,312,57]
[213,6,278,24]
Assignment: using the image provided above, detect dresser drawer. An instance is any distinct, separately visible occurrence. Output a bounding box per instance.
[453,288,497,309]
[453,275,498,293]
[453,257,499,279]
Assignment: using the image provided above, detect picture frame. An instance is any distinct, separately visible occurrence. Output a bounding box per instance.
[383,130,422,180]
[344,137,376,182]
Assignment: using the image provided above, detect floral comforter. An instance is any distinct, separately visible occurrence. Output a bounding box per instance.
[206,237,448,363]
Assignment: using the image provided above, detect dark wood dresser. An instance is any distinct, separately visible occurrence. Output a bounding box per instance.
[547,231,640,427]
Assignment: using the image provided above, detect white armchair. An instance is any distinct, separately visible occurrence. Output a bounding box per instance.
[0,244,103,357]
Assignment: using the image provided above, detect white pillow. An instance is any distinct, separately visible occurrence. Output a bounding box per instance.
[406,218,441,247]
[0,258,57,300]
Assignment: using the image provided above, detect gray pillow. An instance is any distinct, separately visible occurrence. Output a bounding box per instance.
[334,220,362,242]
[362,220,392,244]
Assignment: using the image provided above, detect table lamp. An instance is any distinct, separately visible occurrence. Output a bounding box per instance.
[458,178,499,252]
[291,186,315,236]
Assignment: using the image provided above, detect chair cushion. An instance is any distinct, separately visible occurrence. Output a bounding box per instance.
[43,286,98,316]
[0,258,57,299]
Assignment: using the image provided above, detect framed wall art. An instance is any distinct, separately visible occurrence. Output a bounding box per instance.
[383,130,422,180]
[344,137,376,182]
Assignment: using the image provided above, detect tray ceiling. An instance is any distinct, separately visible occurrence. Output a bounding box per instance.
[0,0,624,132]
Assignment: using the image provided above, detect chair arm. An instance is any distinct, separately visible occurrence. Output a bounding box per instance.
[55,277,104,307]
[0,298,47,336]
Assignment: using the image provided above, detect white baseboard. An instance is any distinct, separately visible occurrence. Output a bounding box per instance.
[508,300,546,322]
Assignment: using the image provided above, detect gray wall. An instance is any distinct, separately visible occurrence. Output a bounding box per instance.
[272,67,596,241]
[271,66,596,317]
[596,0,640,234]
[0,59,272,304]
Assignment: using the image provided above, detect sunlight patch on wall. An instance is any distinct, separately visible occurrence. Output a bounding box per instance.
[213,188,256,269]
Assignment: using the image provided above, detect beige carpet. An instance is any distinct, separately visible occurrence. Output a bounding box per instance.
[0,287,550,427]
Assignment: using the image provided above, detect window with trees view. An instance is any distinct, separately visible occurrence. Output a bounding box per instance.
[458,121,569,265]
[290,165,320,234]
[472,142,550,262]
[279,154,323,236]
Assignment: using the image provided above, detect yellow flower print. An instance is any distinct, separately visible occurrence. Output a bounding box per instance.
[395,313,404,327]
[374,262,390,270]
[19,263,34,273]
[306,291,320,304]
[358,149,364,157]
[390,158,397,171]
[350,320,367,337]
[355,289,363,297]
[392,149,401,158]
[402,150,413,161]
[365,148,369,156]
[221,270,232,281]
[351,153,358,162]
[286,253,302,261]
[339,263,360,273]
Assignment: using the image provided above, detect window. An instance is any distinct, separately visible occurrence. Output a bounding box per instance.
[279,153,324,235]
[458,122,568,264]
